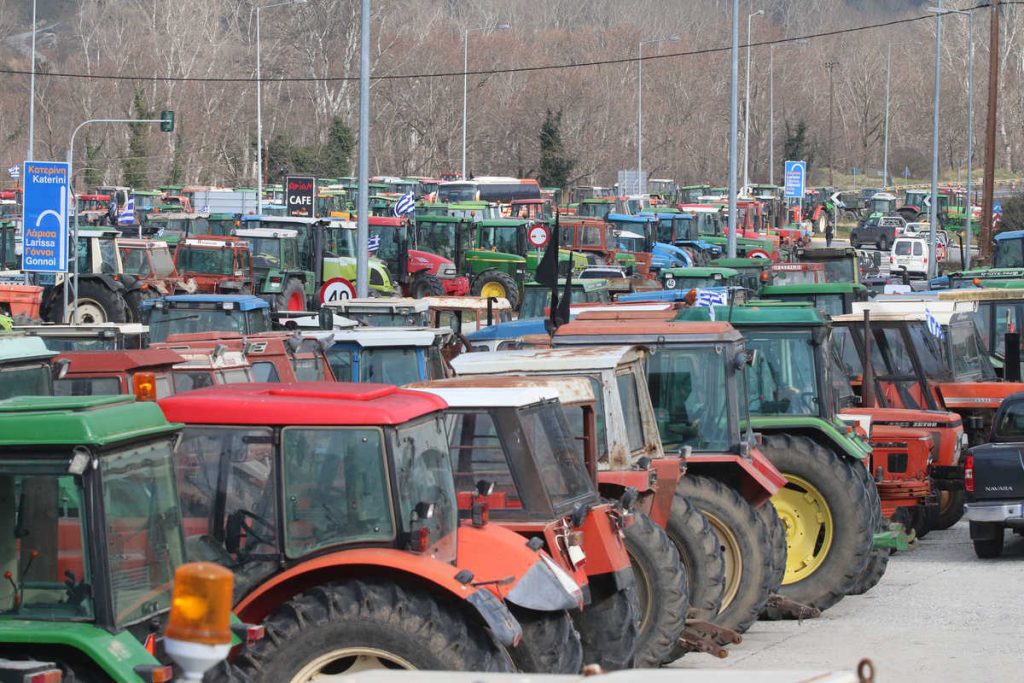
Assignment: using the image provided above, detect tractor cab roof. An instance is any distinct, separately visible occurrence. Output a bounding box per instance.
[0,333,57,363]
[59,349,185,373]
[408,375,595,406]
[78,228,120,239]
[329,326,446,348]
[157,382,446,426]
[232,227,298,239]
[555,317,739,345]
[452,345,645,375]
[410,384,559,409]
[675,303,829,327]
[0,395,179,447]
[422,296,513,313]
[994,230,1024,242]
[325,297,429,314]
[142,294,269,311]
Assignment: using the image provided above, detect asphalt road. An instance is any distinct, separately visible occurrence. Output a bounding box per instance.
[671,520,1024,681]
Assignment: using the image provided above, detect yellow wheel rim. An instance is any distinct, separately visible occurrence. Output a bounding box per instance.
[771,474,834,585]
[702,511,742,610]
[480,281,507,299]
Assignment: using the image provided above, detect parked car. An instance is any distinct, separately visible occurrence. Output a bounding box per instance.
[889,237,932,279]
[964,391,1024,557]
[850,215,906,250]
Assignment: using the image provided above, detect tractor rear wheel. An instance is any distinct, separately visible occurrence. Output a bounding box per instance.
[847,457,889,597]
[472,271,521,310]
[274,277,306,312]
[622,512,688,667]
[757,500,788,594]
[235,580,513,680]
[677,476,772,636]
[571,584,637,671]
[46,281,128,324]
[760,434,874,616]
[664,492,726,622]
[933,488,965,530]
[508,606,581,674]
[410,272,445,298]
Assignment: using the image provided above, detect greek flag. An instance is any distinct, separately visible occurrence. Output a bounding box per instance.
[695,288,728,321]
[118,195,136,225]
[925,307,945,340]
[368,233,381,253]
[7,165,19,179]
[393,191,415,217]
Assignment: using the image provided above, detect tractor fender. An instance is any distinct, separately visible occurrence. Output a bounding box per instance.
[750,416,873,463]
[686,449,787,507]
[0,622,158,683]
[82,273,127,293]
[233,547,521,646]
[120,273,142,293]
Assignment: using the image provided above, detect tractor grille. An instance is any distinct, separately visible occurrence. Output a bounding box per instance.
[887,452,909,474]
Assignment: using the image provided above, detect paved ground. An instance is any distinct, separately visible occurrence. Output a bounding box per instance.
[671,521,1024,680]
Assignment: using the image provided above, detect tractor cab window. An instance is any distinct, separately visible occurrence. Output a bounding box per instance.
[559,225,576,247]
[0,471,93,620]
[993,238,1024,268]
[101,438,185,626]
[418,222,468,262]
[323,227,355,258]
[393,416,457,561]
[292,358,324,382]
[244,237,282,270]
[55,376,122,396]
[519,403,595,513]
[994,400,1024,441]
[359,348,422,385]
[174,426,278,595]
[120,248,152,278]
[478,226,521,254]
[368,227,404,266]
[251,361,281,383]
[646,346,729,452]
[325,348,354,381]
[949,322,996,381]
[0,362,53,399]
[579,226,603,247]
[281,427,394,557]
[745,331,819,416]
[616,371,647,453]
[177,247,235,275]
[148,306,247,342]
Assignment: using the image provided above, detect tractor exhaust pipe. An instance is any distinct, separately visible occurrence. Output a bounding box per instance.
[862,310,877,408]
[1005,332,1021,382]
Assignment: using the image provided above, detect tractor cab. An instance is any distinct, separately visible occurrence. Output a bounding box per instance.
[422,296,514,335]
[866,192,899,216]
[173,236,255,295]
[660,266,740,292]
[154,330,332,383]
[232,227,312,310]
[519,279,611,319]
[367,216,465,298]
[327,297,431,327]
[55,349,182,399]
[142,294,272,343]
[168,346,255,393]
[324,327,452,385]
[18,323,148,351]
[795,247,861,284]
[143,212,210,245]
[0,334,55,400]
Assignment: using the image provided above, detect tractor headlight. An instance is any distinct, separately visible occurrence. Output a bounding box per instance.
[441,266,457,278]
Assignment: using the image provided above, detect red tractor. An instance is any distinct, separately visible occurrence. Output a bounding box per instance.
[173,236,255,295]
[369,215,470,297]
[152,330,334,383]
[158,382,589,676]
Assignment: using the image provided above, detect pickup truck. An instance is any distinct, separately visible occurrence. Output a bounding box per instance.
[964,391,1024,557]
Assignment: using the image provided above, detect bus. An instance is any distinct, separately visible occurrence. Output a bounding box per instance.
[437,177,541,204]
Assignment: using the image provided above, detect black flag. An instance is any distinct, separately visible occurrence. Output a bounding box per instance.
[553,259,572,329]
[538,212,560,333]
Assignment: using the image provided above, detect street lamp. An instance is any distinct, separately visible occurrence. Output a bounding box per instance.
[926,2,944,279]
[27,0,37,161]
[253,0,308,215]
[743,9,764,191]
[462,23,510,179]
[638,34,679,196]
[929,6,974,269]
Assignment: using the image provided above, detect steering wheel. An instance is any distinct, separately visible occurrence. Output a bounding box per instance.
[226,509,275,557]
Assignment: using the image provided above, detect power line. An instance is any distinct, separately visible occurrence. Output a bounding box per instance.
[0,2,1004,85]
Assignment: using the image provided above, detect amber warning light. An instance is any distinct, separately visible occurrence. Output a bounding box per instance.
[164,562,234,680]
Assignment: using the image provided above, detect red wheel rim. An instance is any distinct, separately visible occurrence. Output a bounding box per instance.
[288,291,305,311]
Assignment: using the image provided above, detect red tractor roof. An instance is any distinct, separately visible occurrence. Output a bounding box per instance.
[158,382,447,426]
[556,318,736,339]
[368,216,405,227]
[60,349,186,374]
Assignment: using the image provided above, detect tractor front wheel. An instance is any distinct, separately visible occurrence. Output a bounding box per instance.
[47,281,128,324]
[508,606,582,674]
[275,277,306,312]
[760,434,874,616]
[622,512,688,667]
[472,271,521,310]
[571,584,637,671]
[757,500,788,595]
[235,580,513,680]
[932,488,965,530]
[410,272,445,298]
[677,475,773,636]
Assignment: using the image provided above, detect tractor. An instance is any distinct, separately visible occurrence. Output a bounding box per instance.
[367,215,468,298]
[142,294,273,343]
[173,236,255,295]
[232,227,314,311]
[55,348,183,399]
[0,334,56,400]
[117,238,197,321]
[38,229,134,325]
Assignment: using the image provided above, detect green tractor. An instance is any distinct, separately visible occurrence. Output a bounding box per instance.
[898,189,950,225]
[416,215,527,309]
[0,394,249,681]
[677,304,887,614]
[475,218,586,280]
[233,227,314,311]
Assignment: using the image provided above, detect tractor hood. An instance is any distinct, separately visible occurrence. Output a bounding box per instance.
[467,248,527,265]
[408,249,458,278]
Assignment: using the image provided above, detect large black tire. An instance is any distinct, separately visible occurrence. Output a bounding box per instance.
[46,280,128,324]
[971,524,1004,558]
[847,462,889,597]
[760,435,874,616]
[933,488,965,530]
[235,580,513,680]
[508,606,582,674]
[757,501,787,595]
[571,584,637,671]
[664,492,726,622]
[622,512,688,668]
[274,277,307,312]
[677,476,773,636]
[471,270,521,310]
[410,272,445,298]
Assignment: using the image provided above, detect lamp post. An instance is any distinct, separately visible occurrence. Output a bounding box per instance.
[462,23,510,179]
[825,60,839,188]
[356,0,371,297]
[882,43,891,189]
[253,0,307,216]
[768,38,808,186]
[743,9,764,191]
[27,0,37,162]
[728,0,740,258]
[638,35,679,196]
[927,2,944,279]
[929,6,974,269]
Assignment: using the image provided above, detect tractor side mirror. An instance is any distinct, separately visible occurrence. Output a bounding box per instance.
[475,480,495,497]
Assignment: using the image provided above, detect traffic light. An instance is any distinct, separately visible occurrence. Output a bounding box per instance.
[160,110,175,133]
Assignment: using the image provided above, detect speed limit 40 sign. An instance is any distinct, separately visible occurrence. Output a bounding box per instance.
[319,277,355,304]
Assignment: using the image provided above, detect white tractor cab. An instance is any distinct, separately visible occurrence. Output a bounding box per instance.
[17,322,149,351]
[326,297,431,327]
[0,333,57,399]
[321,325,454,385]
[890,237,933,279]
[326,295,512,337]
[169,346,255,393]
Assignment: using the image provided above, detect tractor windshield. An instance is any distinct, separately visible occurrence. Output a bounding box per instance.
[100,437,185,626]
[615,233,646,253]
[745,330,821,416]
[176,246,235,275]
[0,362,53,399]
[359,348,422,385]
[392,416,458,562]
[281,427,395,557]
[147,306,247,342]
[519,402,596,513]
[948,322,996,382]
[478,226,522,254]
[0,469,94,620]
[993,238,1024,268]
[55,376,122,396]
[647,346,731,452]
[417,221,469,263]
[119,248,153,277]
[244,237,282,271]
[368,227,406,268]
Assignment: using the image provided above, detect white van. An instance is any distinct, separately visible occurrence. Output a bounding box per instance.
[889,237,931,278]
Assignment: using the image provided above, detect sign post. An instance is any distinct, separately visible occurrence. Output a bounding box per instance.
[21,162,69,278]
[285,175,316,218]
[784,160,806,225]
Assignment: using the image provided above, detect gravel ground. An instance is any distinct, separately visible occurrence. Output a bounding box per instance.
[670,521,1024,680]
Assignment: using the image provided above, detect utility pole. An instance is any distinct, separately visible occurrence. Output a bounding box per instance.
[981,0,1000,262]
[27,0,37,161]
[825,60,838,188]
[728,0,739,258]
[356,0,370,297]
[769,45,774,186]
[882,43,891,189]
[928,3,943,279]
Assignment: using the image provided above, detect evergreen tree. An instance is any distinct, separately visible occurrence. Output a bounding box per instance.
[538,109,575,189]
[123,89,152,188]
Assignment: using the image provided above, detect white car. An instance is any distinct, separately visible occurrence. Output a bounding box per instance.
[900,222,929,237]
[889,237,932,278]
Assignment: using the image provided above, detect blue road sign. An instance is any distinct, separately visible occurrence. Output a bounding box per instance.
[784,160,806,199]
[21,161,69,273]
[993,202,1003,215]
